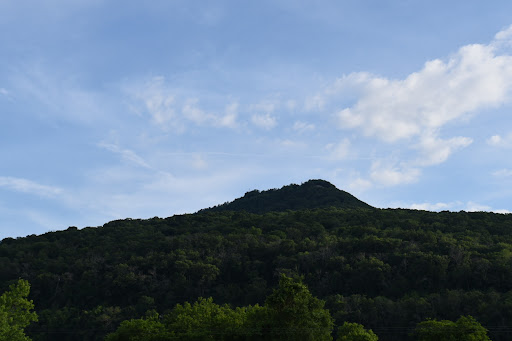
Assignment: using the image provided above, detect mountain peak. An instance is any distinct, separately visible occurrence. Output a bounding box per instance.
[201,179,373,214]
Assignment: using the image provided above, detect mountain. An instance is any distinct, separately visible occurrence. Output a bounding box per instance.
[201,179,373,214]
[3,180,512,340]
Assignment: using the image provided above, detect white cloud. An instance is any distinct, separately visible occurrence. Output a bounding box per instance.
[293,121,315,133]
[190,154,208,170]
[406,200,511,213]
[251,113,277,130]
[182,98,211,124]
[494,25,512,46]
[286,100,297,111]
[308,25,512,186]
[0,88,8,96]
[182,99,239,128]
[134,76,178,128]
[251,100,277,114]
[466,201,493,212]
[487,134,504,146]
[337,35,512,142]
[416,134,473,166]
[492,169,512,177]
[329,25,512,177]
[132,77,239,130]
[98,142,151,169]
[325,138,351,160]
[410,202,452,211]
[347,177,373,192]
[487,133,512,147]
[304,94,325,111]
[275,139,309,150]
[0,176,62,197]
[219,102,238,128]
[370,161,420,187]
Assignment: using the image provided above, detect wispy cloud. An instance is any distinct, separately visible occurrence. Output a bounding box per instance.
[0,176,62,197]
[325,138,351,161]
[251,113,277,130]
[10,66,108,124]
[406,200,511,213]
[98,142,152,169]
[492,169,512,177]
[370,161,421,187]
[465,202,511,213]
[487,133,512,148]
[130,77,239,131]
[132,76,179,130]
[415,134,473,166]
[220,102,239,128]
[293,121,315,134]
[182,99,239,128]
[347,177,373,193]
[410,202,452,211]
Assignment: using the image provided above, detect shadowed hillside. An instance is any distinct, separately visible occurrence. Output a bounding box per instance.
[201,179,373,214]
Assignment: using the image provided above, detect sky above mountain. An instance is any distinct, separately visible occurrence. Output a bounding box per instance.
[2,1,512,239]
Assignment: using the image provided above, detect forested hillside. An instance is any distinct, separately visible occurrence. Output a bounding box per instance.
[1,180,512,340]
[202,179,373,213]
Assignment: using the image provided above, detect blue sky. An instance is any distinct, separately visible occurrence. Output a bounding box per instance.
[2,0,512,239]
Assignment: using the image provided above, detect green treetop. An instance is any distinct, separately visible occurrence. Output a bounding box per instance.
[263,274,334,341]
[336,322,378,341]
[0,279,38,341]
[413,315,490,341]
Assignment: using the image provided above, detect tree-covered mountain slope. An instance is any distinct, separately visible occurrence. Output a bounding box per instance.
[201,179,373,213]
[1,180,512,340]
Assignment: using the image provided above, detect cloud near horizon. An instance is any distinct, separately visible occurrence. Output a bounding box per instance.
[0,176,62,198]
[406,201,511,214]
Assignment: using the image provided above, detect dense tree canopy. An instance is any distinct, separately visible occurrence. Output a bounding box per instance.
[105,275,332,341]
[1,181,512,340]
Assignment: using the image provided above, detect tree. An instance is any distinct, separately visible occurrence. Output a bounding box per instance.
[163,297,253,341]
[413,315,490,341]
[336,322,378,341]
[104,312,172,341]
[263,275,334,341]
[0,279,38,341]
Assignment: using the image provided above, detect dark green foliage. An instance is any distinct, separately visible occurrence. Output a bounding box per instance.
[263,275,334,340]
[162,297,253,340]
[104,312,171,341]
[107,276,333,341]
[337,322,378,341]
[202,179,373,213]
[0,181,512,339]
[413,315,490,341]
